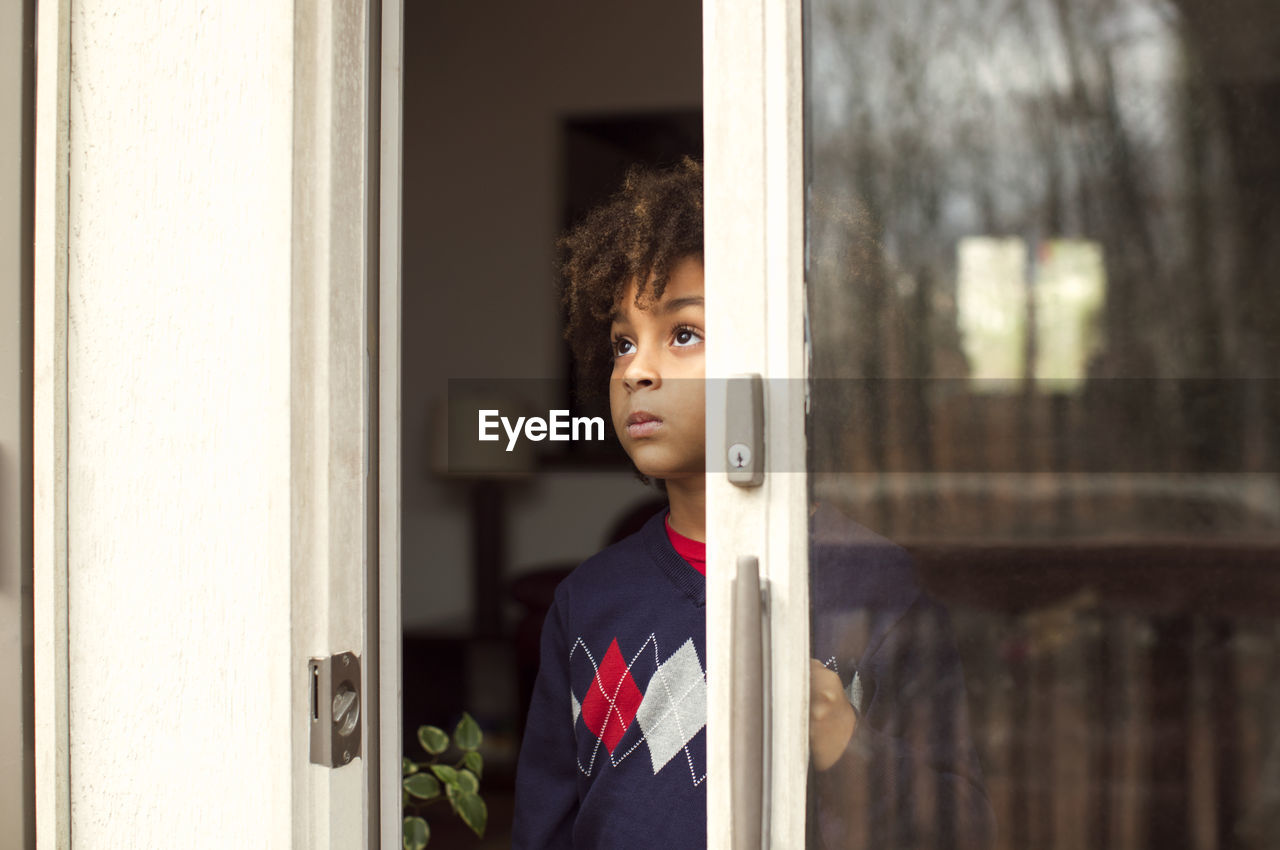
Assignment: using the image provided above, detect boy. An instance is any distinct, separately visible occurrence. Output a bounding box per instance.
[512,158,994,849]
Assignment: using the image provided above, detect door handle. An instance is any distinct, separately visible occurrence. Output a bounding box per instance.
[731,555,766,850]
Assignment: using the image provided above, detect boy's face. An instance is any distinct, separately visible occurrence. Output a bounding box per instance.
[608,255,706,482]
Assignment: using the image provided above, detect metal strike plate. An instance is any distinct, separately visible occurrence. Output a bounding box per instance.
[309,652,361,767]
[726,374,765,487]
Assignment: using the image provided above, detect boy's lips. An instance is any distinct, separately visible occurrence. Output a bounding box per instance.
[625,411,663,438]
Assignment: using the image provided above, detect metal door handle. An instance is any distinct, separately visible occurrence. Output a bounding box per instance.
[731,555,765,850]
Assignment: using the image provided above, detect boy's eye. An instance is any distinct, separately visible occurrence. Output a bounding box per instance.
[611,337,635,358]
[673,326,704,347]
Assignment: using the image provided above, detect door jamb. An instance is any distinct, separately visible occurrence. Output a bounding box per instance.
[377,0,404,845]
[32,0,72,844]
[704,0,807,847]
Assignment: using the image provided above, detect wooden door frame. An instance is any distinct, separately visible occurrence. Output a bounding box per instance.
[33,0,392,845]
[376,0,404,845]
[32,0,71,842]
[704,0,808,847]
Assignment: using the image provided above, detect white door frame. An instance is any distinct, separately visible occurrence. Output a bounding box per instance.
[377,0,405,845]
[704,0,809,848]
[33,0,386,845]
[32,0,70,841]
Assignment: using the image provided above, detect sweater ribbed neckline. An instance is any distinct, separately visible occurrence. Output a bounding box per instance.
[643,506,706,607]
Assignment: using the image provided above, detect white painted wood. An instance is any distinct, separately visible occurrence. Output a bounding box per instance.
[34,0,378,846]
[32,0,71,844]
[57,0,297,844]
[378,0,405,845]
[705,0,808,847]
[761,1,810,846]
[292,1,377,847]
[704,4,766,847]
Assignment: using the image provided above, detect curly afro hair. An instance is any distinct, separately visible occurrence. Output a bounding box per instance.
[559,156,704,408]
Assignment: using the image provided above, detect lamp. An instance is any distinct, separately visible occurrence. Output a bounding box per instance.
[429,389,537,637]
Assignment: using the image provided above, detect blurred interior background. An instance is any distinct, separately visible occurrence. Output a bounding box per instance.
[400,2,701,844]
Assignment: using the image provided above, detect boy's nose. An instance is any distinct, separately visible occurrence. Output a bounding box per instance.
[622,350,660,391]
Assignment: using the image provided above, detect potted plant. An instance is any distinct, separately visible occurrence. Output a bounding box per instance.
[402,712,488,849]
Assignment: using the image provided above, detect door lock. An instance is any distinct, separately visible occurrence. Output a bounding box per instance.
[726,374,765,486]
[309,652,362,767]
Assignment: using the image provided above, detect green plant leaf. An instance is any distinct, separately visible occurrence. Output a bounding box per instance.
[403,816,430,850]
[454,712,483,751]
[456,769,479,793]
[417,725,449,756]
[403,773,441,800]
[463,750,483,779]
[445,782,458,812]
[453,791,488,838]
[402,757,418,776]
[429,764,459,787]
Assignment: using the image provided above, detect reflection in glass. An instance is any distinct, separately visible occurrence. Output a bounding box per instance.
[803,0,1280,847]
[957,236,1029,391]
[1033,240,1106,392]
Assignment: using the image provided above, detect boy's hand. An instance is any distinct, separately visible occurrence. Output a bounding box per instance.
[809,658,856,771]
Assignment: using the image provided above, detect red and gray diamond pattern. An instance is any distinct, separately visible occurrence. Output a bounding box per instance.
[570,634,707,785]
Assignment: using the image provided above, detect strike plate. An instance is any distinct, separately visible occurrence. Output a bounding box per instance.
[309,652,362,767]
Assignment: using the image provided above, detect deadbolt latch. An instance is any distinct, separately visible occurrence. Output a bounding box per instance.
[309,652,361,768]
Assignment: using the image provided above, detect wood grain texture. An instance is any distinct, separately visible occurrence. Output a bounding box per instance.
[62,1,294,846]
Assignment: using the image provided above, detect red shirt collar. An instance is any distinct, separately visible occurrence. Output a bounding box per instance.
[664,513,706,575]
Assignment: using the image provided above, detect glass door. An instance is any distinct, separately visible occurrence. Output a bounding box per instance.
[802,2,1280,850]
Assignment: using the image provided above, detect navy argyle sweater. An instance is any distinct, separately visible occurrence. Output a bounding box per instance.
[512,505,995,850]
[513,506,707,849]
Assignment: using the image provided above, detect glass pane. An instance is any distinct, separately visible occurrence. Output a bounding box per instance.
[802,1,1280,848]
